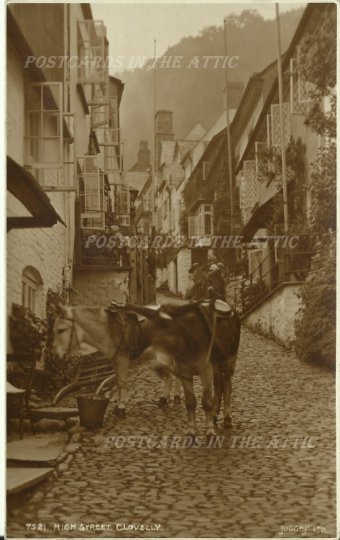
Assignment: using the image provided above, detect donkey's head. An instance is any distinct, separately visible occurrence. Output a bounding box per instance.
[52,305,79,359]
[53,304,128,360]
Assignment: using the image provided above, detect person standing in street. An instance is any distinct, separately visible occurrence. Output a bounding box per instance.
[206,262,226,301]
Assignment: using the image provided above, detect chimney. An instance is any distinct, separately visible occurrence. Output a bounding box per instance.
[137,141,150,171]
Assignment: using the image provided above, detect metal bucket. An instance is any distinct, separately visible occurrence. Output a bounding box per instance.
[77,395,109,429]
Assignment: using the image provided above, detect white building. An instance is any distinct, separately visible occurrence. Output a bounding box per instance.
[7,4,129,339]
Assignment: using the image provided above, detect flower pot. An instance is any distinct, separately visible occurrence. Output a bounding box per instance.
[77,395,109,429]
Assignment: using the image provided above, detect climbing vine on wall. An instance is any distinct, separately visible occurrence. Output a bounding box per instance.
[293,3,336,369]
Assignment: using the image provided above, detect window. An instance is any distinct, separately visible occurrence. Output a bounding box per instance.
[25,82,63,185]
[188,203,213,237]
[77,20,108,85]
[22,267,43,315]
[115,186,130,215]
[78,156,105,229]
[24,83,75,186]
[95,128,122,184]
[201,204,213,236]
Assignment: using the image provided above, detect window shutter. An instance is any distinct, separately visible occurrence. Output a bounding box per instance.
[297,47,315,104]
[271,103,291,148]
[243,160,258,209]
[290,51,313,115]
[255,142,267,179]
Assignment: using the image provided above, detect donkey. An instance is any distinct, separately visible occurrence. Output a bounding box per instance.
[53,300,240,436]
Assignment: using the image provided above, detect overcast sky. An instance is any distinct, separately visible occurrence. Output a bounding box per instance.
[92,2,306,73]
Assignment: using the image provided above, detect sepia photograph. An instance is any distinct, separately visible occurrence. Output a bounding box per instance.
[5,1,337,538]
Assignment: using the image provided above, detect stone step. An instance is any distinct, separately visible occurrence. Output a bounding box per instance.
[7,433,68,467]
[7,467,53,495]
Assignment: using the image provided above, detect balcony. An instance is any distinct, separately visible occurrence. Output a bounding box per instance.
[77,20,108,86]
[77,20,110,120]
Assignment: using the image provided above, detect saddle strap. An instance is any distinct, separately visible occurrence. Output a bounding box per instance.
[198,304,225,359]
[205,309,218,365]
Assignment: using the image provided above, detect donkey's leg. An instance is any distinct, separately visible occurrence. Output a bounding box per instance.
[222,373,232,428]
[114,351,129,416]
[200,364,215,439]
[173,377,181,404]
[158,374,172,407]
[212,369,223,426]
[222,355,237,428]
[180,375,197,438]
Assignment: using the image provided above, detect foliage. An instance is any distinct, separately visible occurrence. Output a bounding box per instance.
[295,233,335,369]
[309,142,336,234]
[293,4,336,368]
[9,304,47,357]
[258,137,308,234]
[298,4,336,138]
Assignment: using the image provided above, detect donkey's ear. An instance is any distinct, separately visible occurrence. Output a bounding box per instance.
[58,304,71,317]
[159,310,173,320]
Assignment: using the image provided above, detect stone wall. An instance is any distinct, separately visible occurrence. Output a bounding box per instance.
[242,283,302,347]
[73,269,129,306]
[7,224,66,319]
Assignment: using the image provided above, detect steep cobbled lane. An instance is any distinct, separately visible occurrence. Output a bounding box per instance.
[7,325,336,538]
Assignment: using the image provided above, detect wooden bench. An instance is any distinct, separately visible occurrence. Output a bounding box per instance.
[52,353,116,405]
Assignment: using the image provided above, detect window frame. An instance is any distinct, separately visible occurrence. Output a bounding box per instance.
[21,267,43,315]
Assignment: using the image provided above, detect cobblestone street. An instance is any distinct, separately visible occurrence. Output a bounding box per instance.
[7,325,336,538]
